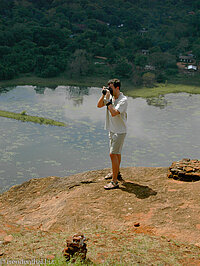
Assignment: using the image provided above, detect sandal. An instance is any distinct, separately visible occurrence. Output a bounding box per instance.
[104,172,113,180]
[104,172,122,181]
[104,181,119,190]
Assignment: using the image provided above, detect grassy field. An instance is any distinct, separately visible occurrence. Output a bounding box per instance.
[5,226,200,266]
[0,110,66,127]
[125,82,200,98]
[0,73,108,88]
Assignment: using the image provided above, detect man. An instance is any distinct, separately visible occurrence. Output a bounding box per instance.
[97,78,128,189]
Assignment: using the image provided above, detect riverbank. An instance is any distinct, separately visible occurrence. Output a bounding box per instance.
[0,74,105,89]
[1,167,200,265]
[0,110,66,127]
[0,74,200,98]
[125,82,200,98]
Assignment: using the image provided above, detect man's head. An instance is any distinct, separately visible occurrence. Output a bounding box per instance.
[107,78,121,98]
[107,78,121,90]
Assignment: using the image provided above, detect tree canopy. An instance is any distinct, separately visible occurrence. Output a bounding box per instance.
[0,0,199,84]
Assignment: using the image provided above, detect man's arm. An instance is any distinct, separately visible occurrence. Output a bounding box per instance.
[108,97,127,117]
[97,94,105,108]
[107,104,120,117]
[97,87,110,108]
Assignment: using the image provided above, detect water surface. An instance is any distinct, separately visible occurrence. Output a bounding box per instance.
[0,86,199,192]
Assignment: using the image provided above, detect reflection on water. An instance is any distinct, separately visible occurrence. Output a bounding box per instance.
[146,95,168,109]
[0,85,200,192]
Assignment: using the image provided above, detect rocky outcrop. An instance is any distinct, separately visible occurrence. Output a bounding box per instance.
[168,158,200,181]
[2,165,200,258]
[63,234,87,262]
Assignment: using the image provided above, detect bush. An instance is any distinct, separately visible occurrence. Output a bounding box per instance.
[142,72,156,87]
[165,68,178,76]
[40,65,60,78]
[0,66,17,80]
[156,73,167,83]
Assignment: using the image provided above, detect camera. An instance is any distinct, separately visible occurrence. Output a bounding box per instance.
[102,87,113,96]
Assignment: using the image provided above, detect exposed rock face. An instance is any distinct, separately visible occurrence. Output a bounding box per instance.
[168,159,200,181]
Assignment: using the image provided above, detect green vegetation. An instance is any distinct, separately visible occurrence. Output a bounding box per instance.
[0,110,66,127]
[125,83,200,98]
[1,72,200,99]
[10,227,200,266]
[0,0,200,88]
[0,73,111,88]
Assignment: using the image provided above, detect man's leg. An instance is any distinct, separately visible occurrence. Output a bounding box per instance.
[110,153,120,183]
[117,154,121,168]
[105,133,125,187]
[104,153,121,180]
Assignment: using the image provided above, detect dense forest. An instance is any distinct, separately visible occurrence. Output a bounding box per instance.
[0,0,200,85]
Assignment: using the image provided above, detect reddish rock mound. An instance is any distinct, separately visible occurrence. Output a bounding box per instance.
[168,158,200,181]
[1,165,200,250]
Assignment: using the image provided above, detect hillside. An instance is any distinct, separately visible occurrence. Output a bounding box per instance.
[0,0,200,85]
[1,167,200,264]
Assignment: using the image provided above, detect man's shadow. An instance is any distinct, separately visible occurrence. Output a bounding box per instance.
[119,180,157,199]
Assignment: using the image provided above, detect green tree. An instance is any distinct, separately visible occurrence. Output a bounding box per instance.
[69,49,91,77]
[134,54,147,67]
[192,44,200,64]
[0,65,17,80]
[114,57,132,78]
[0,46,10,58]
[40,65,59,78]
[0,0,200,82]
[149,52,176,69]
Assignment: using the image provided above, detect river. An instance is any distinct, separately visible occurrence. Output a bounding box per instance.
[0,85,199,192]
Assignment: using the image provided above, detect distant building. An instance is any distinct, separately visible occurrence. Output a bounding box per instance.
[117,24,124,28]
[188,11,195,15]
[187,65,197,71]
[176,62,185,69]
[142,49,149,55]
[144,65,155,71]
[187,53,195,58]
[179,55,194,63]
[94,56,107,65]
[94,56,107,60]
[139,28,148,35]
[96,20,107,25]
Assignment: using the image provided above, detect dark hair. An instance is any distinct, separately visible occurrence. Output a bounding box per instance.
[108,78,121,89]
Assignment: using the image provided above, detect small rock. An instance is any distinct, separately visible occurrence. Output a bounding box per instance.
[195,243,200,248]
[134,222,140,227]
[3,235,13,244]
[0,230,7,238]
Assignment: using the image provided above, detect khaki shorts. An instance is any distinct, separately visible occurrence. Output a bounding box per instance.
[109,132,126,154]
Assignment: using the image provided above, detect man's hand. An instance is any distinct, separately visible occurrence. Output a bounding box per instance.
[102,86,107,95]
[102,86,110,100]
[98,87,108,108]
[105,89,110,100]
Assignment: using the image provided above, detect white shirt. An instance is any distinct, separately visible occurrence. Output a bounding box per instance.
[104,92,128,133]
